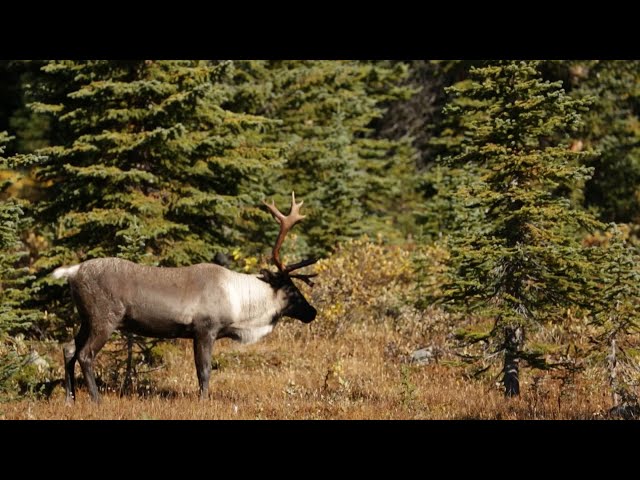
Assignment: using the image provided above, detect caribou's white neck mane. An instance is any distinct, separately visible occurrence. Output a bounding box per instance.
[222,270,287,344]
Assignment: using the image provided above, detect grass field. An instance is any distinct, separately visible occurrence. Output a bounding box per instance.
[0,319,611,420]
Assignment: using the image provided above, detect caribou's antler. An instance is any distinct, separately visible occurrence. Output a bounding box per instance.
[263,191,318,273]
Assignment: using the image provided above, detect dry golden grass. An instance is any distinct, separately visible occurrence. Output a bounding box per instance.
[0,238,617,420]
[0,320,611,420]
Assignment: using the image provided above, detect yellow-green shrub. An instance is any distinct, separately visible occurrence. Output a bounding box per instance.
[304,237,416,335]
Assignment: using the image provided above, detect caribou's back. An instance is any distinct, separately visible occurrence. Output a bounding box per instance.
[70,258,231,339]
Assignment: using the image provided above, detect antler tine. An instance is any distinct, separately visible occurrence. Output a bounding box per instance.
[262,199,286,222]
[284,257,318,273]
[289,273,318,287]
[289,191,306,223]
[263,191,308,271]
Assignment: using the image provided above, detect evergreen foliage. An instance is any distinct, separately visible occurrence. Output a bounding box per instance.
[0,132,40,393]
[2,59,640,407]
[0,132,39,331]
[227,61,416,257]
[589,226,640,412]
[379,60,476,169]
[431,61,603,395]
[569,61,640,224]
[16,60,282,332]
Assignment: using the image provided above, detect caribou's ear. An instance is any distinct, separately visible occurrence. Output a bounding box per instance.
[258,269,277,284]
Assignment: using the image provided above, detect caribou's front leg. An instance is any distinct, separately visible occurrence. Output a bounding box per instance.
[193,331,214,400]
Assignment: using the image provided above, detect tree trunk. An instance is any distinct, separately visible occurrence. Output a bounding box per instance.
[608,336,621,409]
[503,326,524,397]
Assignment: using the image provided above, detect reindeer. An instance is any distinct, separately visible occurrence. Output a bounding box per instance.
[53,192,318,404]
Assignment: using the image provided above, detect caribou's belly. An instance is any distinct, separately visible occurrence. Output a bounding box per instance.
[120,315,196,339]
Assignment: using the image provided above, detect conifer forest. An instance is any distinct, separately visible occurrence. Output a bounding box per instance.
[1,60,639,419]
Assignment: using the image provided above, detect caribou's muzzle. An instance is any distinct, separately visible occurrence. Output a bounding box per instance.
[301,305,317,323]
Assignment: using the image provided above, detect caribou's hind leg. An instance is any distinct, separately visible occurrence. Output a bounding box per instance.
[64,320,91,405]
[63,340,77,405]
[76,321,117,404]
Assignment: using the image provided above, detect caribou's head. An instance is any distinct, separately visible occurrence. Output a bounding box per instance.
[261,192,318,323]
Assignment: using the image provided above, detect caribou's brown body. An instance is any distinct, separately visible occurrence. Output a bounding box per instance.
[55,192,317,403]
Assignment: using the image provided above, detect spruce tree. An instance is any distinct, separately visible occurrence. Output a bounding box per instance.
[434,61,602,396]
[18,60,281,335]
[0,132,39,391]
[0,132,39,330]
[227,61,416,258]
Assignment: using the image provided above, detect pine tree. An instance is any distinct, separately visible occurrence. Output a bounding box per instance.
[227,61,416,258]
[433,61,603,396]
[17,60,282,335]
